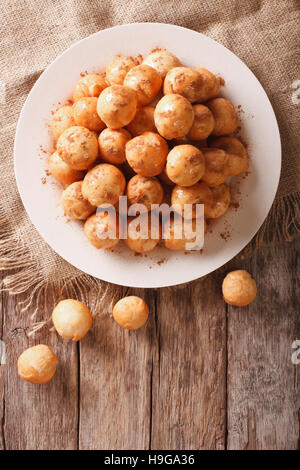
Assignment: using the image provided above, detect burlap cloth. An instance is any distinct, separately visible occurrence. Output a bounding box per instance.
[0,0,299,323]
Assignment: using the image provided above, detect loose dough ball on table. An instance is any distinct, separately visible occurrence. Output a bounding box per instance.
[154,94,194,140]
[127,106,157,136]
[52,105,75,140]
[106,55,138,85]
[126,175,163,212]
[49,151,84,185]
[166,144,205,186]
[194,68,221,102]
[164,67,203,103]
[84,211,119,249]
[125,213,161,253]
[142,49,181,78]
[113,296,149,330]
[126,131,168,177]
[124,64,162,105]
[171,181,213,219]
[61,181,96,219]
[205,183,231,218]
[73,73,107,101]
[57,126,98,170]
[187,104,214,141]
[18,345,58,384]
[222,270,257,306]
[52,299,93,341]
[164,216,207,251]
[99,128,131,165]
[82,163,126,207]
[206,98,238,136]
[201,148,229,187]
[210,136,248,176]
[97,85,138,128]
[73,97,106,132]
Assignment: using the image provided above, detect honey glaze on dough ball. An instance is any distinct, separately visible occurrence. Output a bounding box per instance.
[205,183,231,218]
[124,64,162,106]
[113,296,149,330]
[195,68,221,102]
[164,216,207,251]
[166,144,205,186]
[52,299,93,341]
[84,211,119,249]
[206,98,238,136]
[164,67,203,103]
[125,213,161,253]
[210,136,249,176]
[126,175,163,212]
[73,73,107,102]
[187,104,215,141]
[97,85,138,128]
[222,270,257,306]
[127,106,157,136]
[73,97,106,132]
[171,181,213,219]
[142,49,181,78]
[18,345,58,384]
[82,163,126,207]
[126,131,168,177]
[49,151,84,185]
[201,148,229,187]
[57,126,98,170]
[154,94,194,140]
[106,55,138,85]
[61,181,96,219]
[99,128,131,165]
[52,105,75,141]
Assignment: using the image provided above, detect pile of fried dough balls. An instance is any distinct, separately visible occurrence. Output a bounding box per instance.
[18,269,257,384]
[48,49,249,253]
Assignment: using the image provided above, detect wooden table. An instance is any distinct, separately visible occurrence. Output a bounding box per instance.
[0,237,299,450]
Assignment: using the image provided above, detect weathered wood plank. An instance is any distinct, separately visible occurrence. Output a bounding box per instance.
[0,275,5,450]
[78,285,155,450]
[151,271,227,450]
[1,288,79,450]
[227,238,300,450]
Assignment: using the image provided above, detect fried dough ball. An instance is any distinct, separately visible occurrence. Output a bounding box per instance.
[222,270,257,306]
[194,68,221,102]
[113,296,149,330]
[61,181,96,219]
[164,67,203,103]
[52,299,93,341]
[127,106,157,136]
[57,126,98,170]
[187,104,214,140]
[210,136,249,176]
[97,85,138,128]
[166,144,205,186]
[98,128,131,165]
[154,94,194,140]
[164,216,207,251]
[73,97,105,132]
[142,49,181,78]
[171,182,213,218]
[84,211,119,249]
[201,148,229,187]
[206,98,238,136]
[49,151,84,185]
[125,213,161,253]
[73,73,107,102]
[124,64,162,106]
[205,183,231,218]
[126,175,163,212]
[106,55,138,85]
[18,345,58,385]
[126,131,168,177]
[52,105,75,141]
[82,163,126,207]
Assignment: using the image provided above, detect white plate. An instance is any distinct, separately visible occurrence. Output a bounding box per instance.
[14,23,281,288]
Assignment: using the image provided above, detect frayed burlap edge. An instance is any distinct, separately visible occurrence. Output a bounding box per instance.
[0,192,299,334]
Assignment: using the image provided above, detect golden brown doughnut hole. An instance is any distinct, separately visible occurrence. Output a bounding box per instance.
[73,97,106,132]
[84,211,119,249]
[206,98,238,136]
[73,73,107,102]
[124,64,162,106]
[61,181,96,219]
[166,144,205,186]
[18,345,58,385]
[97,85,138,129]
[126,131,168,177]
[57,126,98,170]
[99,128,131,165]
[52,299,93,341]
[49,151,84,185]
[126,175,163,212]
[82,163,126,207]
[113,296,149,330]
[52,105,75,141]
[187,104,214,141]
[222,270,257,306]
[154,94,194,140]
